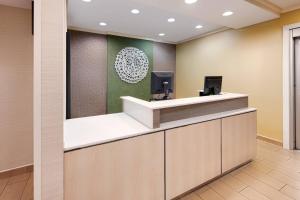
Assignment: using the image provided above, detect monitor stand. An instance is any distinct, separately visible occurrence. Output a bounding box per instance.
[199,88,221,96]
[150,82,172,101]
[162,81,170,100]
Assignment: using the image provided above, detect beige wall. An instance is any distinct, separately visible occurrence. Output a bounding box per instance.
[176,9,300,143]
[0,5,33,172]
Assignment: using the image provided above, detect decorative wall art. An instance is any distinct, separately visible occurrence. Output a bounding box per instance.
[114,47,149,84]
[107,35,153,113]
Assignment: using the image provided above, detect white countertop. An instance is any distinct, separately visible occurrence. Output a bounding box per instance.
[64,107,256,151]
[64,113,151,151]
[121,93,248,110]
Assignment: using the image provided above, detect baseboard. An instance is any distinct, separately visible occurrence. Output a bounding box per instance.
[257,135,283,146]
[0,164,33,179]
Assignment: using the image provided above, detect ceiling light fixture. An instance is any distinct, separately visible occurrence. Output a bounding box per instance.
[82,0,92,2]
[195,25,203,29]
[185,0,198,4]
[158,33,165,37]
[131,9,140,14]
[99,22,107,26]
[168,18,175,23]
[222,11,234,17]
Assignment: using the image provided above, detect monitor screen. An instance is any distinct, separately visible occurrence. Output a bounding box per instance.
[151,72,174,94]
[204,76,222,95]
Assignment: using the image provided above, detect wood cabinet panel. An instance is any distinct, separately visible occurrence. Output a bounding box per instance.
[64,132,164,200]
[165,120,222,199]
[222,112,257,173]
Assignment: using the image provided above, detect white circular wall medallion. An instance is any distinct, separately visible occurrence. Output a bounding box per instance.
[114,47,149,84]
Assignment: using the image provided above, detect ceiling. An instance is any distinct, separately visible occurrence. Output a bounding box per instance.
[68,0,281,43]
[268,0,300,11]
[0,0,31,9]
[1,0,300,43]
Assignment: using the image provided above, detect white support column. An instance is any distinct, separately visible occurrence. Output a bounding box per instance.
[34,0,66,199]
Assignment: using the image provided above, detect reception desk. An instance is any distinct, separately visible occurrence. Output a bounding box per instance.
[64,93,257,200]
[121,93,248,128]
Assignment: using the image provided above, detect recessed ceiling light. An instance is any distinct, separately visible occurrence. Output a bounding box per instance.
[185,0,198,4]
[158,33,165,37]
[99,22,107,26]
[222,11,234,17]
[195,25,203,29]
[82,0,92,2]
[168,18,175,23]
[131,9,140,14]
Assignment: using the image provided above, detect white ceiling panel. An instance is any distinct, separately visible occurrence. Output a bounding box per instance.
[68,0,280,43]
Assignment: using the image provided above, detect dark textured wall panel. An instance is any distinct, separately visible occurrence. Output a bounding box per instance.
[70,30,107,118]
[153,42,176,72]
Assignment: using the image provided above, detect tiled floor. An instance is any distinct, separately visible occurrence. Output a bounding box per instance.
[180,140,300,200]
[1,140,299,200]
[0,168,33,200]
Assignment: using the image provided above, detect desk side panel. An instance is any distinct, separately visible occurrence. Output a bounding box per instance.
[64,131,164,200]
[165,120,222,199]
[222,111,257,173]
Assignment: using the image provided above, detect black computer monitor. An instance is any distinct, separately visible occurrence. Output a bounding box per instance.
[151,72,174,100]
[202,76,222,96]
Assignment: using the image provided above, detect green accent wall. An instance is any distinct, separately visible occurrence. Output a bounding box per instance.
[107,35,153,113]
